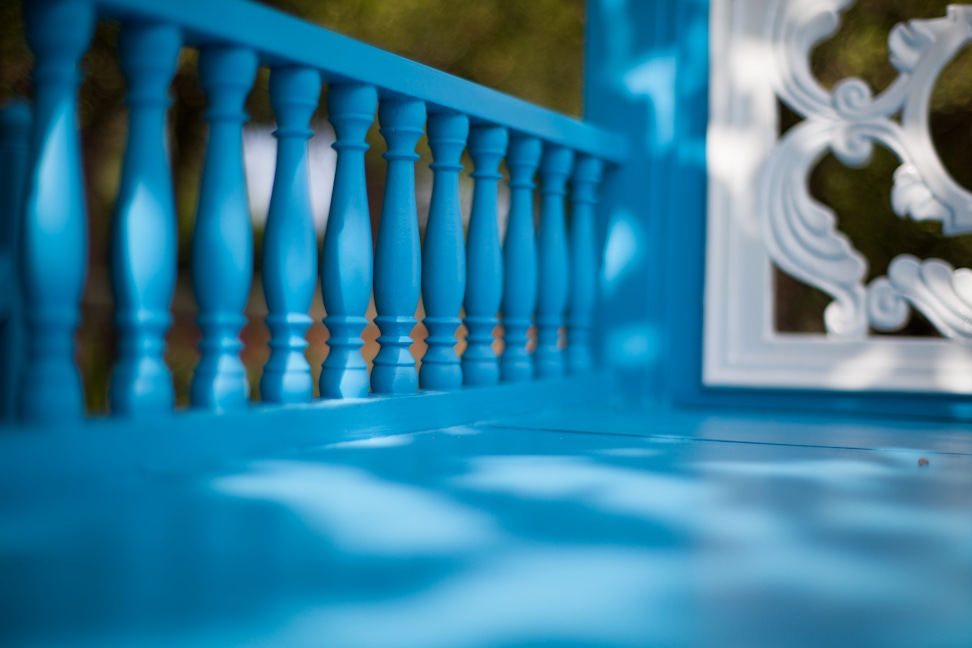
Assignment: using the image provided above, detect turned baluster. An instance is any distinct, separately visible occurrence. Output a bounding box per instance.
[18,0,94,422]
[535,145,574,378]
[260,66,321,404]
[371,97,425,395]
[190,46,258,411]
[500,134,541,382]
[420,111,468,390]
[320,83,377,399]
[110,23,182,416]
[0,101,31,421]
[567,155,604,373]
[462,124,507,386]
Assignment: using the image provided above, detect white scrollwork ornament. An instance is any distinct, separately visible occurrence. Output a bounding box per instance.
[761,1,972,340]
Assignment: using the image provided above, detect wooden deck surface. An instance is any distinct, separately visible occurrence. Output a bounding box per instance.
[2,404,970,647]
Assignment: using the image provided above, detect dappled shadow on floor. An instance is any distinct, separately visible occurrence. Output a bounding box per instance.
[1,414,971,647]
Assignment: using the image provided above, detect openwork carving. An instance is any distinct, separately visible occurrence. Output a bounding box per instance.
[761,0,972,340]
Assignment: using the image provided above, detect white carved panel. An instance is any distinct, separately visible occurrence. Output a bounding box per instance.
[705,0,972,393]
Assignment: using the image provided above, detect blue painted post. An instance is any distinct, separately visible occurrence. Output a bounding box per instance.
[535,145,574,378]
[462,124,507,386]
[500,134,541,382]
[371,97,425,395]
[18,0,94,422]
[260,67,321,404]
[420,111,468,390]
[190,46,258,411]
[567,155,604,373]
[0,101,31,422]
[319,84,377,399]
[110,23,182,416]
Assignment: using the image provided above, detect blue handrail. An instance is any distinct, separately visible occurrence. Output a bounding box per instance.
[92,0,628,163]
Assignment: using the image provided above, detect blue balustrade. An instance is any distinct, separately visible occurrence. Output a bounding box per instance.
[500,134,542,382]
[420,111,469,390]
[463,124,508,386]
[18,0,94,423]
[260,67,320,404]
[110,22,182,416]
[319,83,377,399]
[0,101,31,421]
[371,97,425,395]
[6,0,621,427]
[567,156,604,374]
[535,145,574,378]
[190,46,258,411]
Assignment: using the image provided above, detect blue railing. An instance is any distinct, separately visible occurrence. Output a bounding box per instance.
[0,0,626,428]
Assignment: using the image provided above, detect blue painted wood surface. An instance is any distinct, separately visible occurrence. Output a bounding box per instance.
[462,125,507,386]
[372,98,425,395]
[1,402,969,647]
[110,22,182,416]
[260,66,320,404]
[535,145,574,378]
[500,135,542,382]
[420,111,468,390]
[17,0,94,423]
[190,46,258,411]
[0,101,31,422]
[319,83,376,399]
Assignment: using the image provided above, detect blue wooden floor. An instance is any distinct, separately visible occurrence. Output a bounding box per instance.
[2,404,971,647]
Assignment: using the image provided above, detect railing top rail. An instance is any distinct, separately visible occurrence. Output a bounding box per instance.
[90,0,628,163]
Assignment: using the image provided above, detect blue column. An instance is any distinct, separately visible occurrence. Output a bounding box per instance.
[0,101,32,422]
[110,22,182,416]
[462,124,507,386]
[535,144,574,378]
[18,0,94,422]
[260,66,321,404]
[371,97,425,395]
[420,110,468,390]
[319,83,377,399]
[190,46,258,411]
[567,155,604,373]
[500,134,541,382]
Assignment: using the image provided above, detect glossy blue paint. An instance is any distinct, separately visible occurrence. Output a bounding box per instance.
[0,100,31,421]
[500,135,542,382]
[567,156,604,374]
[190,46,258,411]
[110,22,181,416]
[92,0,626,163]
[17,0,93,423]
[260,66,320,404]
[2,403,970,647]
[372,98,425,395]
[462,124,507,386]
[535,145,574,378]
[319,83,376,399]
[420,111,468,390]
